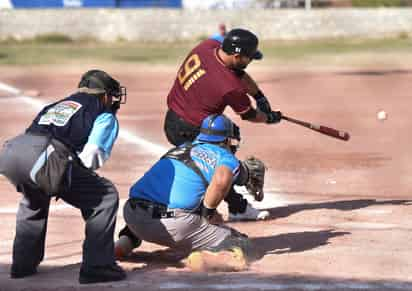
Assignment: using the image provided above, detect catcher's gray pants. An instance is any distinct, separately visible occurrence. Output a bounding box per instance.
[0,134,119,271]
[123,199,247,254]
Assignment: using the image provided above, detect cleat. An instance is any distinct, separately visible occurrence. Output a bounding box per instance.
[114,226,142,258]
[185,247,248,272]
[228,203,269,221]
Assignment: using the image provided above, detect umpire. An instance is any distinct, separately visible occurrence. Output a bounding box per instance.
[0,70,126,284]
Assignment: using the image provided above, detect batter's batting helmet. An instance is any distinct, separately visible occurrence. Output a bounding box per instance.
[222,28,263,60]
[196,114,241,143]
[78,69,127,104]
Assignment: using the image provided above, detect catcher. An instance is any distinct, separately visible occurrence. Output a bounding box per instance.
[115,114,266,271]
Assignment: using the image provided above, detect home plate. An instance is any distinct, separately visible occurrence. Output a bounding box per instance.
[234,185,290,209]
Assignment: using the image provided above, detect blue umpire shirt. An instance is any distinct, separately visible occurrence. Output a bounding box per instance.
[129,141,240,211]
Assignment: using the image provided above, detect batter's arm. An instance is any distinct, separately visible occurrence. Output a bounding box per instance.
[241,72,259,96]
[241,72,279,123]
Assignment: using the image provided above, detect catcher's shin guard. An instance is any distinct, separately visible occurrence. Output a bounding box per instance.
[184,247,248,272]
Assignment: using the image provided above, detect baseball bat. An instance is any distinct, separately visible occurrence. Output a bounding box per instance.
[282,115,350,141]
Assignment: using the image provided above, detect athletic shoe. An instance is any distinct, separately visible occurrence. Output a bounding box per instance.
[10,264,37,279]
[78,263,126,284]
[228,203,270,221]
[185,247,248,272]
[114,226,142,258]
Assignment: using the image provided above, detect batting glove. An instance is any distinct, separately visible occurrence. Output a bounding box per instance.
[266,111,282,124]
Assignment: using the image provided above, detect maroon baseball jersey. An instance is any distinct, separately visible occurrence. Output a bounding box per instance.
[167,39,251,126]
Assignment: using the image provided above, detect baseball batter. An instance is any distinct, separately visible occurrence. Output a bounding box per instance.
[164,28,281,221]
[117,114,266,271]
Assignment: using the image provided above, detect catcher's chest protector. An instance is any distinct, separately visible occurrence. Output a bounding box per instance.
[162,142,208,187]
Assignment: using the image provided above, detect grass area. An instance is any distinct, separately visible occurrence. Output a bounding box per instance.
[0,41,195,66]
[0,34,411,66]
[260,35,412,59]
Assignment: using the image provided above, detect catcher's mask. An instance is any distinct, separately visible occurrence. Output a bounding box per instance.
[196,114,241,152]
[78,69,127,111]
[222,28,263,60]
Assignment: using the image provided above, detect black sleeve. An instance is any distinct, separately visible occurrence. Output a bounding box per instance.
[240,107,258,120]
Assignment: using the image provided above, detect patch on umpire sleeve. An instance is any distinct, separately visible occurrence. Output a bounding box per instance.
[39,101,82,127]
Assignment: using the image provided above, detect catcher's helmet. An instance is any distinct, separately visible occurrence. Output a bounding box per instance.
[78,69,127,104]
[196,114,240,143]
[222,28,263,60]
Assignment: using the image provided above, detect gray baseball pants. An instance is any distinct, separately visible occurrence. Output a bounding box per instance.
[0,134,119,271]
[123,199,248,254]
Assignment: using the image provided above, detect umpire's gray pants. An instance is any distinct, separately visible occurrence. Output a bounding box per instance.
[0,134,119,270]
[123,200,234,253]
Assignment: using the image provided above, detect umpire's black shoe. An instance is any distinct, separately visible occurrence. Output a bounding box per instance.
[79,263,126,284]
[10,264,37,279]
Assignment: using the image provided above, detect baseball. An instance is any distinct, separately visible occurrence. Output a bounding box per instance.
[22,90,40,97]
[377,110,387,121]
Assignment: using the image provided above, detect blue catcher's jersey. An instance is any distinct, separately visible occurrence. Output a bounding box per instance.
[129,141,240,211]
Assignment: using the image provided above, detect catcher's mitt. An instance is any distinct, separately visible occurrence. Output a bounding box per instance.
[243,156,266,202]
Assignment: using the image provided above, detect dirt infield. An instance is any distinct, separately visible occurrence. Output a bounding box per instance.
[0,64,412,291]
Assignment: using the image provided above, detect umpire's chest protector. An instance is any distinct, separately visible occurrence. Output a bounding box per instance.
[27,93,107,153]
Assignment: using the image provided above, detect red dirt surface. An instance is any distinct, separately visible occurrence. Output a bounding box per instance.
[0,64,411,290]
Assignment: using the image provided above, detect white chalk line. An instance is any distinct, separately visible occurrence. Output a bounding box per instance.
[0,81,289,214]
[0,198,129,215]
[0,82,165,213]
[0,82,21,95]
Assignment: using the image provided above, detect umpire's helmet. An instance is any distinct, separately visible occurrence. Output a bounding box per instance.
[222,28,263,60]
[196,114,241,143]
[78,69,127,104]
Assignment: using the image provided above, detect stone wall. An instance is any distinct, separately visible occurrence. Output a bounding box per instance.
[1,8,411,41]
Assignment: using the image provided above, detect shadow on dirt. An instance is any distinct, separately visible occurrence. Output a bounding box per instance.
[117,199,411,270]
[251,229,349,260]
[117,229,348,271]
[1,263,412,291]
[119,248,187,270]
[264,199,411,220]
